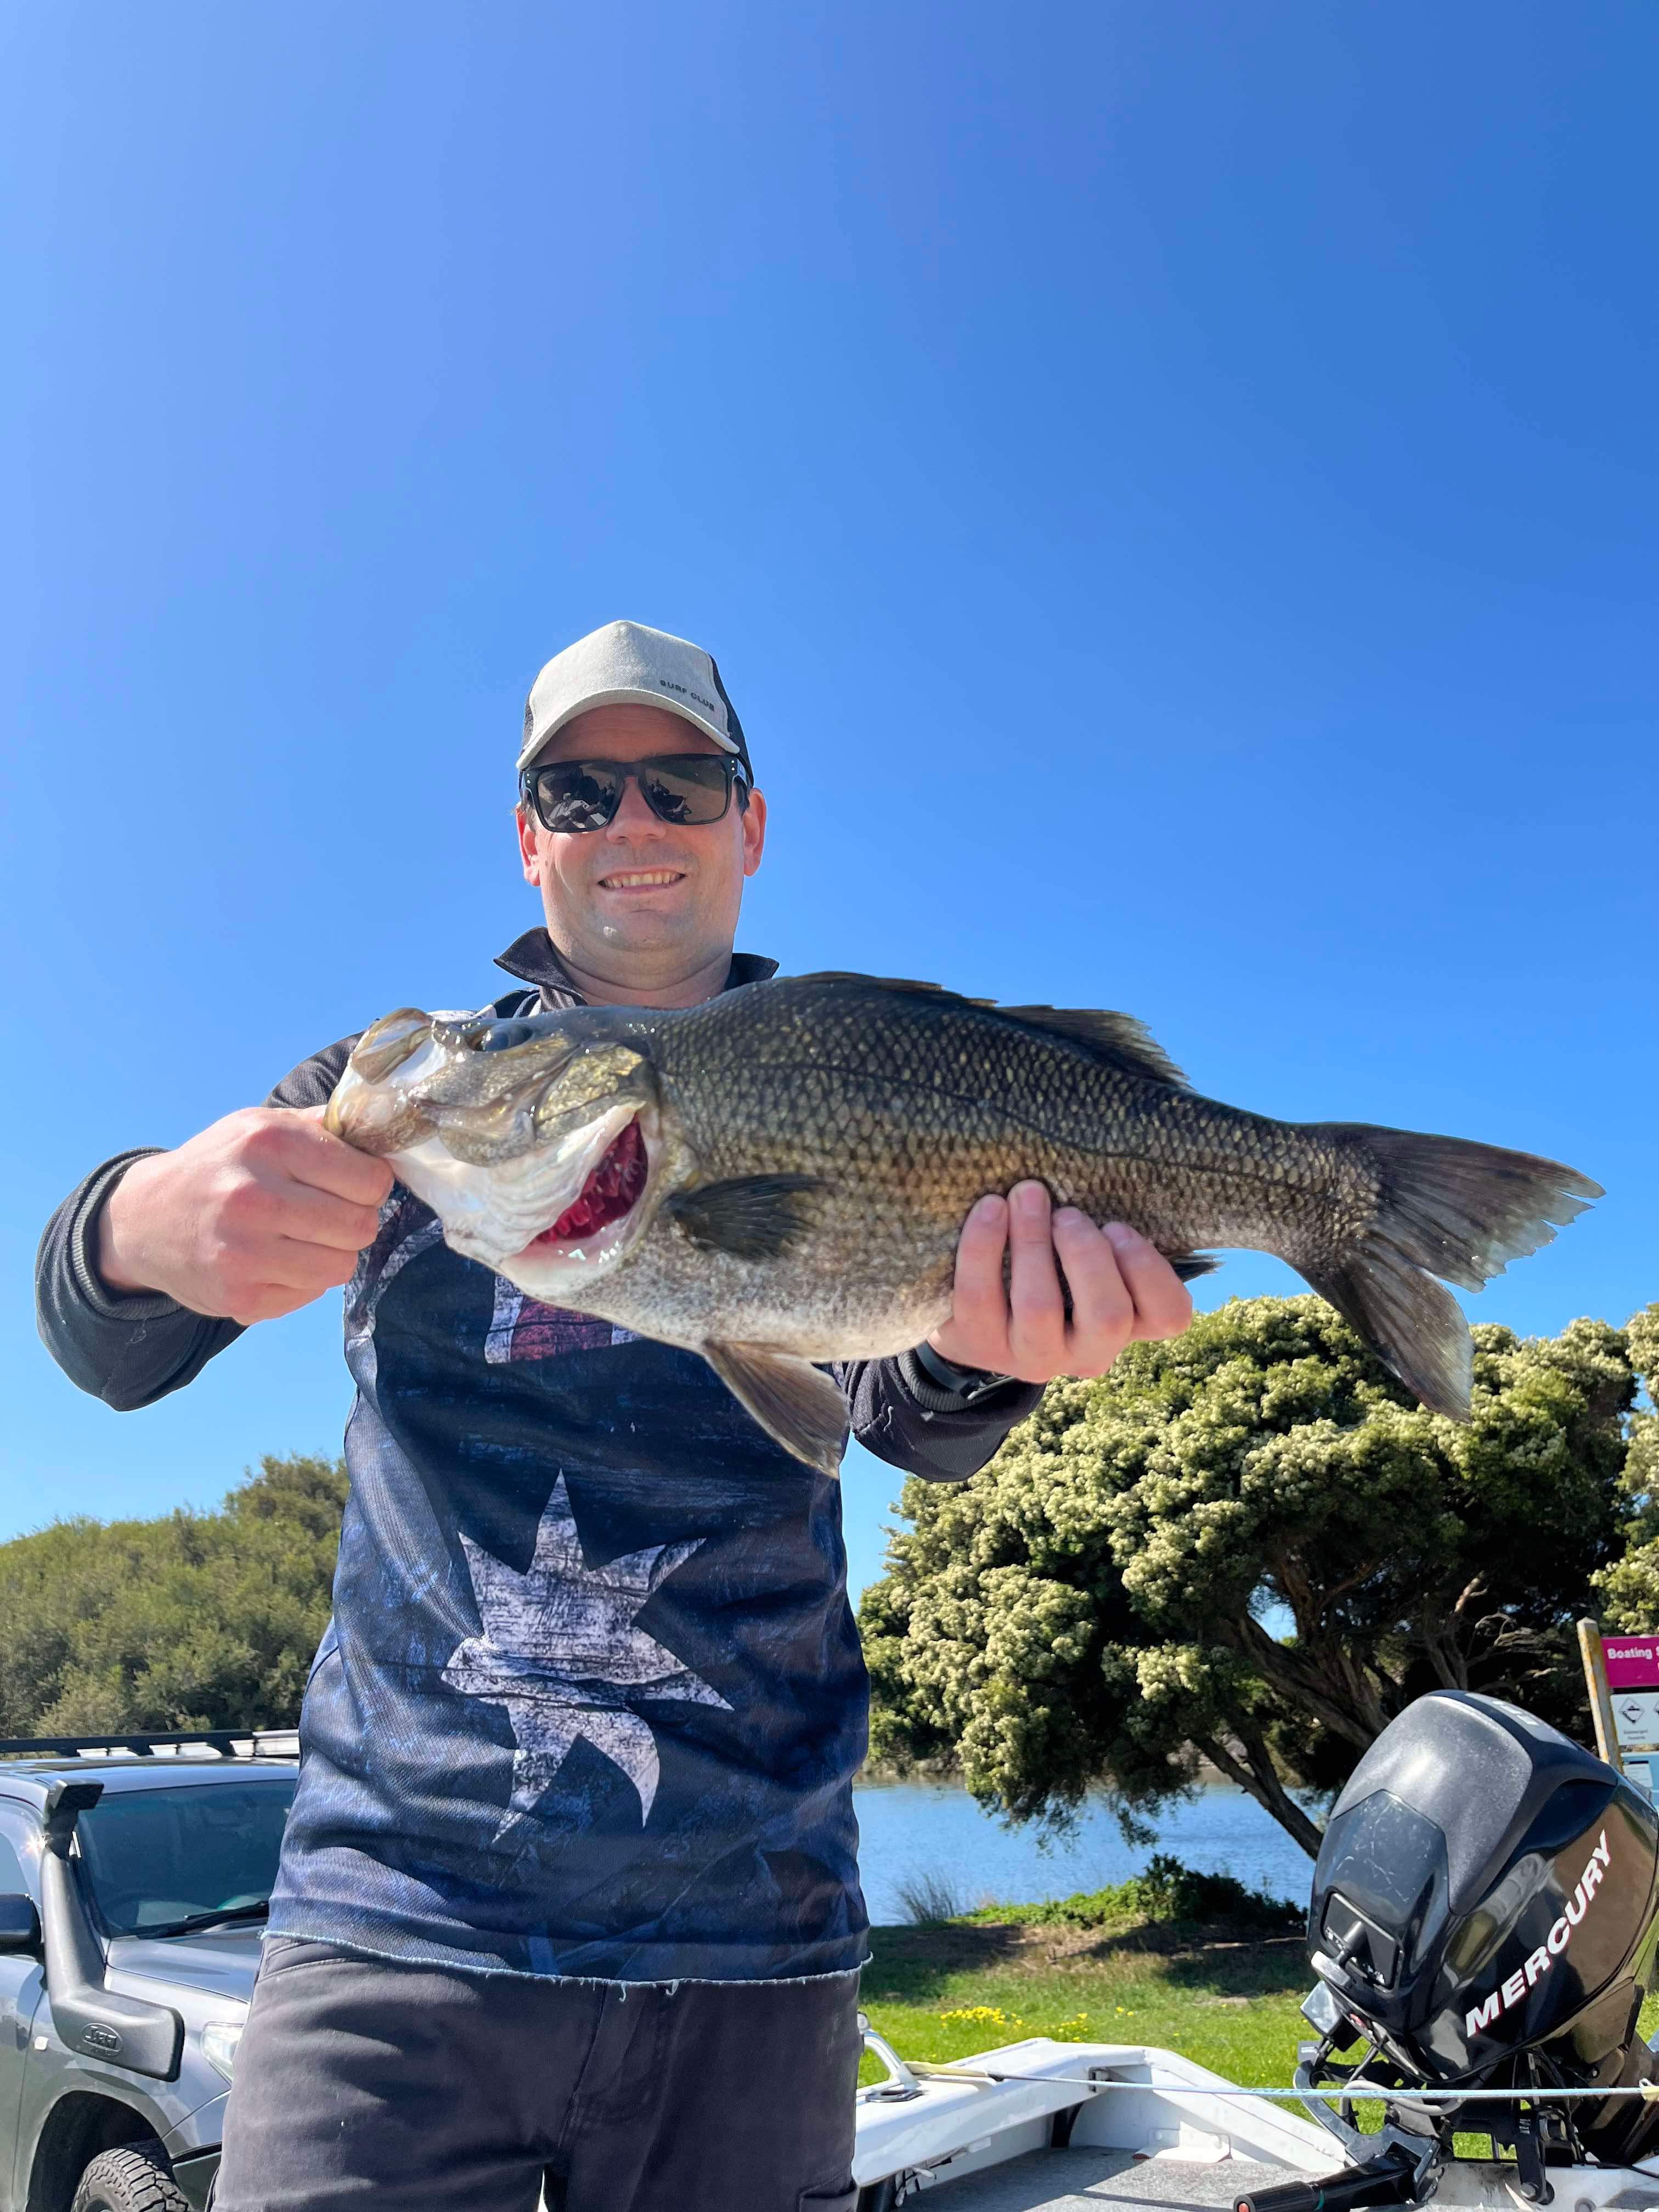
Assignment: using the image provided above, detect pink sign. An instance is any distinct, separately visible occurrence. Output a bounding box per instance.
[1604,1637,1659,1689]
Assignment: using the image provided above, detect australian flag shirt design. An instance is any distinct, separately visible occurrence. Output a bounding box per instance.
[270,1190,871,1983]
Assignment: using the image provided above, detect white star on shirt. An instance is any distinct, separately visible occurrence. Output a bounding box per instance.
[442,1476,729,1829]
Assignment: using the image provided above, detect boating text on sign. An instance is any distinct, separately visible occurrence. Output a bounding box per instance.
[1604,1635,1659,1754]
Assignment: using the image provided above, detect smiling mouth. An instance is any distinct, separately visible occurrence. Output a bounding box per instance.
[531,1118,647,1246]
[599,868,684,890]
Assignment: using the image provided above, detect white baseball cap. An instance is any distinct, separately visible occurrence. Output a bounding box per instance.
[518,620,753,781]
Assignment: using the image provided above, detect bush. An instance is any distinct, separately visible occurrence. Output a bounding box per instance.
[962,1854,1301,1935]
[0,1455,347,1736]
[1125,1853,1301,1932]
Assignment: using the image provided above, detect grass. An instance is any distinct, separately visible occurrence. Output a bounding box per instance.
[890,1867,972,1925]
[859,1864,1659,2159]
[859,1858,1308,2088]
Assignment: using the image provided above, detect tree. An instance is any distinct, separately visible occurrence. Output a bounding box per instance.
[1593,1305,1659,1630]
[862,1297,1635,1856]
[0,1454,348,1736]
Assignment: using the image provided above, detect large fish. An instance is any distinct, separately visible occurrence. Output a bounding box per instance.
[324,973,1600,1476]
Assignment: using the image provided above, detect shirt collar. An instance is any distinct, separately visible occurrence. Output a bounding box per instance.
[493,927,778,1009]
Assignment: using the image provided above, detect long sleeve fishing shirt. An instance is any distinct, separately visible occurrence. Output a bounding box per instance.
[35,932,1042,1984]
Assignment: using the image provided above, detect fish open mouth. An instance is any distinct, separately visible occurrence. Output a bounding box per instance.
[529,1118,647,1247]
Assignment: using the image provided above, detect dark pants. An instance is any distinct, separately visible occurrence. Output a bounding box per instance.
[215,1939,861,2212]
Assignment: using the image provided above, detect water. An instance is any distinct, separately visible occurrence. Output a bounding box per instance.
[853,1778,1318,1924]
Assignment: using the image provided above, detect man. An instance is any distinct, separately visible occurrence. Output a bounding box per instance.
[37,621,1193,2212]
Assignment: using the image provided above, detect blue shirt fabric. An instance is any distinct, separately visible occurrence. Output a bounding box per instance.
[270,1183,873,1980]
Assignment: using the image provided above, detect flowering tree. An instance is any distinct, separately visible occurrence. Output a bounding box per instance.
[1593,1306,1659,1630]
[862,1297,1636,1855]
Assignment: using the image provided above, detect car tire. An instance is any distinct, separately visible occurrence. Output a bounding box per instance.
[70,2146,191,2212]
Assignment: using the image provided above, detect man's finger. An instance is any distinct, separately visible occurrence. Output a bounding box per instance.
[945,1194,1012,1351]
[927,1195,1015,1373]
[1103,1223,1195,1342]
[269,1107,396,1207]
[1051,1209,1135,1373]
[230,1177,387,1255]
[241,1236,363,1297]
[226,1282,340,1327]
[1006,1181,1066,1378]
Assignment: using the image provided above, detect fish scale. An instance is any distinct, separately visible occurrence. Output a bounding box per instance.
[325,972,1600,1477]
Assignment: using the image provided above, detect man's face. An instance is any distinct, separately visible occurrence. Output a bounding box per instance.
[516,702,766,991]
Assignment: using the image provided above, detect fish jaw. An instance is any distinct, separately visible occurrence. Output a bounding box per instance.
[324,1014,442,1154]
[382,1098,669,1280]
[496,1101,681,1298]
[326,1012,590,1161]
[328,1006,688,1286]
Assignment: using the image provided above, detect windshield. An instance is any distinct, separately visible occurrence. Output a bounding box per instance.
[75,1780,296,1937]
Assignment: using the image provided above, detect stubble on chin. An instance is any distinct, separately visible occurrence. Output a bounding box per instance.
[555,884,703,963]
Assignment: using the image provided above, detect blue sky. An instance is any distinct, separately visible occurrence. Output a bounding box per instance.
[3,2,1655,1606]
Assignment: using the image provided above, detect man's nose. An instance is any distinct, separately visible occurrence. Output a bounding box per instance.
[603,775,665,837]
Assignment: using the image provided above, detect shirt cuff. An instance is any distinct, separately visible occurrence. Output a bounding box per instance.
[900,1341,1021,1415]
[65,1151,188,1324]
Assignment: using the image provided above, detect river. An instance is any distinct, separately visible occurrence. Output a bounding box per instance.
[852,1778,1318,1925]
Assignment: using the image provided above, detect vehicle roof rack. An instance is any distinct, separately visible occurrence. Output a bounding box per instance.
[0,1730,300,1762]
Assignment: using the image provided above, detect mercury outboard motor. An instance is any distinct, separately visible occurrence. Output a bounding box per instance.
[1246,1692,1659,2212]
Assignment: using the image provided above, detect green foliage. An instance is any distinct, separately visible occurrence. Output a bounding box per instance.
[0,1455,347,1735]
[864,1296,1637,1854]
[960,1855,1299,1935]
[1593,1306,1659,1630]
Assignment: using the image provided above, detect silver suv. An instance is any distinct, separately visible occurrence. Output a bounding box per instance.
[0,1732,298,2212]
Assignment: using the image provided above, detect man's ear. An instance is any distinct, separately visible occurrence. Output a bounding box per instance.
[515,805,542,887]
[741,787,767,879]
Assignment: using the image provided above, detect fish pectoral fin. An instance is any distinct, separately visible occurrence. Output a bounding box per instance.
[663,1175,824,1261]
[702,1342,849,1479]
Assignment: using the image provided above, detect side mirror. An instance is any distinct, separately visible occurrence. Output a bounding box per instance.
[0,1895,40,1952]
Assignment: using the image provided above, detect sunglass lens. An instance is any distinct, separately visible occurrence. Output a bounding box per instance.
[638,758,731,825]
[534,763,625,832]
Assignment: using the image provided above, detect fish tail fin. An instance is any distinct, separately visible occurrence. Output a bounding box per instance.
[1299,1128,1601,1420]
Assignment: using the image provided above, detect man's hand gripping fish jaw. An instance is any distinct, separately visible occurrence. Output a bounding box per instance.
[325,1008,669,1293]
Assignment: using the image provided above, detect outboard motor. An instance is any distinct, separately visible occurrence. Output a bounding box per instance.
[1261,1691,1659,2212]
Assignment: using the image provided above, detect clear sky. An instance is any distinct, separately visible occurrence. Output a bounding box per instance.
[3,2,1655,1608]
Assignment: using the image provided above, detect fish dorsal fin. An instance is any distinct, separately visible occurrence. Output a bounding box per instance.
[790,972,995,1005]
[995,1006,1189,1089]
[788,974,1189,1090]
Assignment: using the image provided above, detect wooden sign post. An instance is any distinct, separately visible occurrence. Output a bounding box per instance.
[1578,1618,1622,1768]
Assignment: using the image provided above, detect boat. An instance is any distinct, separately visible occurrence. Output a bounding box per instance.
[852,1691,1659,2210]
[854,2023,1337,2207]
[853,2021,1659,2207]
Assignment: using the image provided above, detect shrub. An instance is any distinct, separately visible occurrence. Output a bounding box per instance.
[962,1854,1300,1934]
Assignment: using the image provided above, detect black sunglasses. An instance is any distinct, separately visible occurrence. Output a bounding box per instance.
[520,753,748,834]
